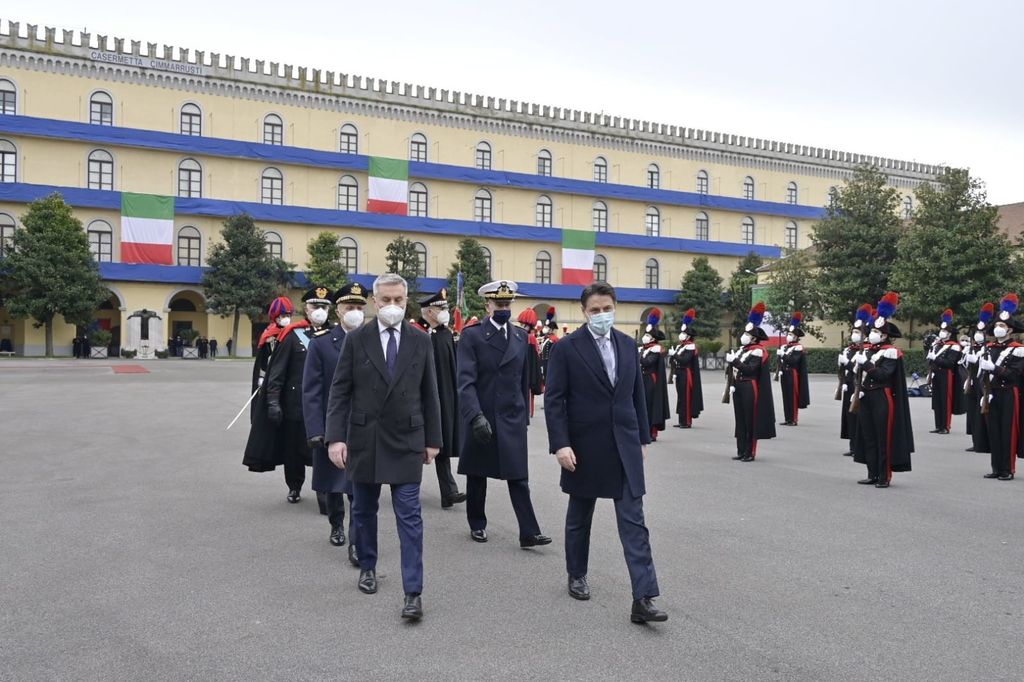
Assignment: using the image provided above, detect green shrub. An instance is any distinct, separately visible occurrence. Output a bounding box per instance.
[155,349,169,359]
[89,329,112,347]
[702,340,724,355]
[120,349,138,359]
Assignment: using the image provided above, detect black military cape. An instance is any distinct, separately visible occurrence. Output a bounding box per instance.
[243,340,286,472]
[671,347,704,418]
[431,324,461,459]
[640,347,670,430]
[854,354,914,472]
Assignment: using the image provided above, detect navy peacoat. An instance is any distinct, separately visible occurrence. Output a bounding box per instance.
[544,326,651,499]
[302,324,353,494]
[456,317,532,481]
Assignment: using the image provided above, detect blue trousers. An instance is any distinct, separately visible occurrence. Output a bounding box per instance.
[466,475,541,537]
[564,477,660,600]
[352,482,423,595]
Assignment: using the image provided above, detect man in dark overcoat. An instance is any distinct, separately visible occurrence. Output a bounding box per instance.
[325,274,442,621]
[544,282,667,624]
[457,280,550,548]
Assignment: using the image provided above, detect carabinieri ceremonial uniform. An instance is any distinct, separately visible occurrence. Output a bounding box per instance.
[243,296,293,478]
[927,308,965,434]
[838,304,873,457]
[963,302,994,454]
[726,302,776,462]
[668,308,703,429]
[776,312,810,426]
[639,309,670,441]
[979,294,1024,481]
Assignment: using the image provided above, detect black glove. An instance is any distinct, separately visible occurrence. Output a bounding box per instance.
[307,435,325,449]
[267,401,283,424]
[471,414,493,444]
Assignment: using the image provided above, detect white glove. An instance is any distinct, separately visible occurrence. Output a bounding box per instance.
[963,380,970,392]
[926,351,936,360]
[966,352,979,364]
[726,350,738,363]
[841,384,848,393]
[980,358,995,372]
[853,351,868,366]
[858,391,865,399]
[838,353,849,367]
[730,385,736,394]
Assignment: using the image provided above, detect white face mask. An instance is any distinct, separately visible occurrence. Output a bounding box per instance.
[309,308,329,326]
[994,326,1009,339]
[678,333,686,342]
[974,331,985,344]
[641,334,653,345]
[740,333,753,346]
[938,330,949,340]
[276,316,291,328]
[341,309,365,330]
[786,334,796,343]
[436,309,451,326]
[868,330,883,345]
[850,331,863,344]
[378,304,405,328]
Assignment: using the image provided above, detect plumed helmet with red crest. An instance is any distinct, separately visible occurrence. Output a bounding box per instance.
[787,311,805,338]
[268,296,294,320]
[544,306,558,331]
[852,303,873,331]
[872,292,902,339]
[976,302,994,333]
[744,302,769,342]
[679,308,696,336]
[517,308,538,328]
[644,308,665,342]
[938,308,958,336]
[990,293,1024,333]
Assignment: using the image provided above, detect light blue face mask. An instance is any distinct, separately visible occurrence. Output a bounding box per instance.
[588,311,615,336]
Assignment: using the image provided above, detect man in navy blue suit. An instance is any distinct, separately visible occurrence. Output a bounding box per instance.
[544,281,667,624]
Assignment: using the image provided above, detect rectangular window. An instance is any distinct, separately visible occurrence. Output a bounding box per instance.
[645,265,659,289]
[88,159,113,191]
[593,259,606,282]
[409,189,428,217]
[0,225,14,258]
[787,187,798,204]
[262,177,283,205]
[337,184,358,212]
[647,170,659,189]
[536,259,551,284]
[340,132,358,154]
[89,231,112,262]
[0,151,15,182]
[536,202,552,228]
[645,214,660,238]
[697,175,709,194]
[181,112,201,136]
[742,223,754,245]
[474,197,492,222]
[476,148,491,170]
[264,122,282,145]
[410,140,427,163]
[340,246,357,273]
[178,237,200,266]
[178,169,202,198]
[743,183,754,200]
[537,156,552,176]
[696,216,709,241]
[593,206,608,232]
[785,227,798,250]
[0,91,15,115]
[594,164,607,183]
[90,101,113,126]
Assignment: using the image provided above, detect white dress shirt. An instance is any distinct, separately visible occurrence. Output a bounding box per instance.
[490,317,508,339]
[378,318,401,357]
[589,326,617,382]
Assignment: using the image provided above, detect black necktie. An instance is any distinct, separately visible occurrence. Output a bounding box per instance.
[386,328,397,377]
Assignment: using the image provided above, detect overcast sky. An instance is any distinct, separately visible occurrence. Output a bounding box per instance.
[9,0,1023,203]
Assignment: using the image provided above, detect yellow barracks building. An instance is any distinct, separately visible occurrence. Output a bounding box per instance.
[0,20,940,356]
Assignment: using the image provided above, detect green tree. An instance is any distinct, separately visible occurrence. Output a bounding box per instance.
[202,214,293,356]
[726,252,764,343]
[890,168,1018,331]
[674,256,724,340]
[1,193,107,356]
[764,248,824,341]
[812,165,904,322]
[305,232,348,291]
[446,238,490,319]
[385,234,423,316]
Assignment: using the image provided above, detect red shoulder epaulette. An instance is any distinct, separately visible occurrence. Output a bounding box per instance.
[410,321,429,334]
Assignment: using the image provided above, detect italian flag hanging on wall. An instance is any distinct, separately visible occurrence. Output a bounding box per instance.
[561,229,597,285]
[367,157,408,215]
[121,193,175,265]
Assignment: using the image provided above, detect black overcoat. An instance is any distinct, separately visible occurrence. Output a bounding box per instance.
[670,344,704,419]
[640,346,670,431]
[428,324,461,460]
[302,325,353,494]
[242,338,285,472]
[853,346,914,472]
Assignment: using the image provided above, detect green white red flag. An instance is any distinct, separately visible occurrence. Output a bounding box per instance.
[367,157,408,215]
[121,192,174,264]
[561,229,596,285]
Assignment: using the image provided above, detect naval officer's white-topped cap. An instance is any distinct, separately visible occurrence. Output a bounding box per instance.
[478,280,518,300]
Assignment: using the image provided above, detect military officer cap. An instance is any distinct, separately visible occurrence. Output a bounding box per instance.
[418,288,450,308]
[478,280,518,300]
[334,281,368,305]
[302,286,333,306]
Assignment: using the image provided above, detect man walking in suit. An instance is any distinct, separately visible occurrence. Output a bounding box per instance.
[544,282,667,624]
[326,274,442,621]
[457,280,551,548]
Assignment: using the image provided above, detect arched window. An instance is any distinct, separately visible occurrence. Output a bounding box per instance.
[743,176,755,200]
[536,195,553,228]
[786,181,798,205]
[261,168,283,205]
[408,182,428,218]
[263,114,283,145]
[337,175,359,211]
[177,226,201,266]
[177,158,202,198]
[475,141,492,170]
[696,170,709,195]
[645,206,660,237]
[647,163,660,190]
[785,221,798,250]
[474,189,492,222]
[593,156,608,183]
[0,213,15,258]
[410,133,427,162]
[695,211,710,240]
[0,139,16,183]
[0,79,15,115]
[537,149,552,177]
[593,254,607,282]
[645,258,659,289]
[338,237,358,273]
[592,201,608,232]
[89,91,113,126]
[339,123,358,154]
[180,103,202,136]
[412,241,427,277]
[480,246,492,278]
[741,216,755,245]
[87,220,113,262]
[535,250,552,284]
[903,196,914,219]
[264,231,283,259]
[87,149,113,191]
[828,186,838,210]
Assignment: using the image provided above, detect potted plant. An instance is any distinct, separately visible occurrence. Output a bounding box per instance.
[179,329,201,359]
[89,329,112,359]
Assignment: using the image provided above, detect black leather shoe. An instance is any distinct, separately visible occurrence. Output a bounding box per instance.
[983,473,1001,479]
[441,492,467,508]
[330,526,346,547]
[401,594,423,620]
[358,569,377,594]
[740,456,754,462]
[842,451,854,457]
[857,478,878,485]
[470,529,488,543]
[731,454,745,460]
[287,490,301,503]
[630,597,668,623]
[965,447,977,452]
[929,428,949,434]
[874,482,890,488]
[568,575,591,601]
[998,473,1015,481]
[520,534,552,548]
[348,544,359,567]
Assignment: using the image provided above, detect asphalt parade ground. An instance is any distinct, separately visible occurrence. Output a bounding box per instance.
[2,358,1023,681]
